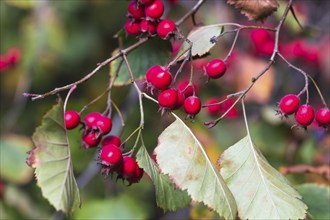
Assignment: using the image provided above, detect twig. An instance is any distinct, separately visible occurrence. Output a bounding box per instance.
[175,0,207,26]
[280,165,330,180]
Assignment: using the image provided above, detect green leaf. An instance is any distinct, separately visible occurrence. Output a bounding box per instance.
[73,195,148,219]
[28,100,80,214]
[296,183,330,220]
[219,136,307,219]
[154,115,237,219]
[175,25,223,61]
[136,144,191,212]
[0,135,33,184]
[110,32,171,86]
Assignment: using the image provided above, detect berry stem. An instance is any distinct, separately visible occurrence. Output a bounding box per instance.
[121,126,142,149]
[110,100,125,127]
[307,74,328,107]
[224,29,240,63]
[63,85,77,113]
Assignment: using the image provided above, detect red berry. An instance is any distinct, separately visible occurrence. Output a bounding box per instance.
[125,19,141,36]
[128,1,145,19]
[121,156,138,178]
[140,19,156,35]
[174,90,185,109]
[84,112,101,129]
[127,166,144,184]
[145,0,164,19]
[96,115,112,135]
[146,65,172,90]
[205,98,221,115]
[102,135,121,147]
[100,144,123,166]
[64,110,80,129]
[205,59,227,79]
[139,0,155,4]
[315,107,330,127]
[157,19,176,39]
[7,48,21,65]
[177,80,198,97]
[295,104,315,127]
[0,55,10,72]
[158,88,178,109]
[82,132,101,148]
[279,94,300,115]
[184,96,201,116]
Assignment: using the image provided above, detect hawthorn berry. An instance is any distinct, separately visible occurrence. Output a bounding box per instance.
[64,110,80,129]
[177,80,198,97]
[100,144,123,167]
[145,0,164,20]
[140,19,157,35]
[205,98,221,115]
[82,132,101,148]
[127,166,144,184]
[139,0,155,4]
[279,94,300,115]
[127,1,145,20]
[157,19,176,39]
[84,112,101,129]
[295,104,315,127]
[121,156,138,178]
[96,115,112,135]
[315,107,330,127]
[184,96,201,117]
[158,88,178,110]
[146,65,172,90]
[174,90,185,109]
[125,19,141,36]
[205,59,227,79]
[102,135,121,147]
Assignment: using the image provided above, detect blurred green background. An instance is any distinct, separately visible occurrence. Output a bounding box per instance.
[1,0,329,219]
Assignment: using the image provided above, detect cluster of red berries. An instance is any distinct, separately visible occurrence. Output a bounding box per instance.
[99,138,144,185]
[145,65,202,118]
[65,111,113,148]
[125,0,176,39]
[64,110,144,184]
[0,48,21,72]
[278,94,330,128]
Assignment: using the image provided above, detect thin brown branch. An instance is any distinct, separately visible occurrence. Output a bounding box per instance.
[280,165,330,180]
[175,0,207,26]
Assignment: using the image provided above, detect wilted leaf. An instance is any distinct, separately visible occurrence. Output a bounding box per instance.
[296,183,330,220]
[73,195,148,219]
[175,25,224,61]
[154,115,237,219]
[227,0,279,21]
[136,144,191,212]
[219,136,307,219]
[0,135,33,184]
[28,100,80,214]
[110,31,171,86]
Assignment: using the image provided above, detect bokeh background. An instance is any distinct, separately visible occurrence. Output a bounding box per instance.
[1,0,329,219]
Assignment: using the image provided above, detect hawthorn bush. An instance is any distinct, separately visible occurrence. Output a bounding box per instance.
[1,0,329,219]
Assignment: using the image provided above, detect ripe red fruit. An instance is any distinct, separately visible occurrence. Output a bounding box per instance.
[295,104,315,127]
[205,98,221,115]
[139,0,155,4]
[177,80,199,97]
[174,90,185,109]
[315,107,330,127]
[158,88,178,109]
[64,110,80,129]
[127,166,144,184]
[102,135,121,147]
[140,19,157,35]
[279,94,300,115]
[145,0,164,19]
[82,132,101,148]
[121,156,138,178]
[127,1,145,19]
[146,65,172,90]
[125,19,141,36]
[96,115,112,135]
[7,48,21,65]
[100,144,123,167]
[184,96,201,117]
[157,19,176,39]
[205,59,227,79]
[84,112,101,129]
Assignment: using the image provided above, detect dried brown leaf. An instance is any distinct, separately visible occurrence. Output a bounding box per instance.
[227,0,279,22]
